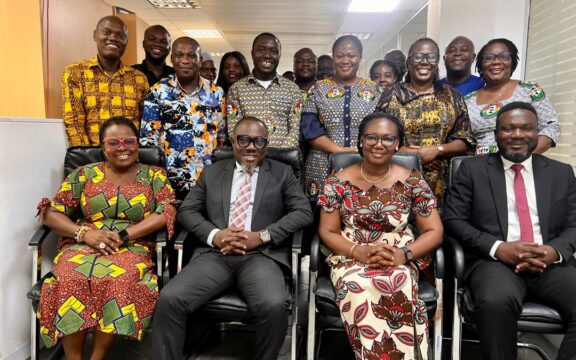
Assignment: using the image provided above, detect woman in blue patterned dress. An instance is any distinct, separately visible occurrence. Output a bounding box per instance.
[464,38,560,155]
[301,35,382,197]
[318,113,443,359]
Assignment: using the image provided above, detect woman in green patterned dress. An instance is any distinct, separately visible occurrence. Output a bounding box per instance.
[36,117,176,359]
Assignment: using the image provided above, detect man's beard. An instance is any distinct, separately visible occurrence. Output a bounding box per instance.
[500,149,532,163]
[241,163,257,174]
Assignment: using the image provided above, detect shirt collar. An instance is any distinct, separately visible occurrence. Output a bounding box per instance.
[247,72,281,86]
[234,161,260,173]
[88,56,126,76]
[176,76,210,95]
[501,154,533,173]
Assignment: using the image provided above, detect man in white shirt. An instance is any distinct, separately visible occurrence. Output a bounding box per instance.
[152,117,312,360]
[445,101,576,360]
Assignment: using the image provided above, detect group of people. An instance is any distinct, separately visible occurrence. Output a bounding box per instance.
[35,13,576,360]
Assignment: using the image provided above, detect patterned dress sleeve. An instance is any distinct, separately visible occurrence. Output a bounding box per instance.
[446,87,476,149]
[520,81,560,145]
[37,166,86,220]
[406,169,437,216]
[62,65,89,146]
[150,166,177,238]
[316,176,343,212]
[300,84,326,141]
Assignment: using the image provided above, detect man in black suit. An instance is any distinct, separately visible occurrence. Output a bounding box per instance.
[444,101,576,360]
[152,117,312,360]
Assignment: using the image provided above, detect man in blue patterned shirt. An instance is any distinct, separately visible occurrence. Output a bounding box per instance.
[140,37,225,199]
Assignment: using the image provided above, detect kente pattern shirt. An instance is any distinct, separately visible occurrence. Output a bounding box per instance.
[140,75,225,193]
[226,73,303,148]
[62,56,149,146]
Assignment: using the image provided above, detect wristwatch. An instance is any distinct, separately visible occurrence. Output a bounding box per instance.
[118,229,130,242]
[259,229,272,244]
[401,246,414,263]
[437,145,444,155]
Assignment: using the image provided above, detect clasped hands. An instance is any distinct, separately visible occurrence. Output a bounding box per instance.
[353,243,407,268]
[213,227,262,255]
[83,229,122,256]
[495,241,559,273]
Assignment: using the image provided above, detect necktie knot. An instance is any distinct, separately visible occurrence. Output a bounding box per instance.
[511,163,524,174]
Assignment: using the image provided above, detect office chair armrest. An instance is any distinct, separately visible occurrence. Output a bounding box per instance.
[445,236,466,281]
[309,233,321,273]
[434,245,445,279]
[28,225,52,248]
[175,228,189,248]
[155,228,167,246]
[291,229,303,255]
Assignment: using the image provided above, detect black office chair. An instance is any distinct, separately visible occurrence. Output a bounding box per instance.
[174,147,306,360]
[447,156,564,360]
[26,145,169,360]
[307,152,445,360]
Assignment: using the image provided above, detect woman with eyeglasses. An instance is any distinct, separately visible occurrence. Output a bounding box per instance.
[36,116,176,359]
[377,37,475,208]
[318,112,443,359]
[464,38,559,155]
[301,35,382,198]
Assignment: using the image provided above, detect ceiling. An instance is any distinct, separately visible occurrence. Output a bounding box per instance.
[104,0,428,74]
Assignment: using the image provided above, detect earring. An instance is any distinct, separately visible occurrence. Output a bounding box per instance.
[395,146,399,151]
[359,144,363,148]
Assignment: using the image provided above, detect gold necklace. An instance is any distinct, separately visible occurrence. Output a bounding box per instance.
[360,162,390,184]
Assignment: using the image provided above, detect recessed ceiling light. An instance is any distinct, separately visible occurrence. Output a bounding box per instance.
[147,0,201,9]
[210,52,223,57]
[184,29,222,39]
[337,33,373,40]
[348,0,400,13]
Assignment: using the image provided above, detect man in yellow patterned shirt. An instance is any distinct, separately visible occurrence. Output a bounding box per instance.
[62,16,149,146]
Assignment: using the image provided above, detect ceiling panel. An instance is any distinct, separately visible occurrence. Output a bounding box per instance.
[105,0,427,73]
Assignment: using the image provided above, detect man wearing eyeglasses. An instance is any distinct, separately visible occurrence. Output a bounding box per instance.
[140,37,225,199]
[152,117,312,360]
[440,36,485,96]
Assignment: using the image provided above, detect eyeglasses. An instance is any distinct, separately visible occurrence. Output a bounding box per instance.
[363,134,397,147]
[235,135,268,149]
[102,136,138,148]
[481,51,511,63]
[409,52,440,64]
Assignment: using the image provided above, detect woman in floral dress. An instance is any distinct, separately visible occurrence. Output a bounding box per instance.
[318,113,443,359]
[36,117,176,359]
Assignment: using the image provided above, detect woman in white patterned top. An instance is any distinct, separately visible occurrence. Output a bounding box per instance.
[464,38,560,155]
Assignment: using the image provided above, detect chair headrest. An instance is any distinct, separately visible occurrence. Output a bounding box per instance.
[448,156,472,186]
[212,147,303,181]
[64,146,166,177]
[328,151,422,173]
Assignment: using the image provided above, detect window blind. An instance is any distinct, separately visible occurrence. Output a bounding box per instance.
[525,0,576,167]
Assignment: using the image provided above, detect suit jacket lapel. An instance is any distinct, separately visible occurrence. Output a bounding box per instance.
[221,160,235,226]
[252,159,270,221]
[487,154,509,239]
[532,155,550,242]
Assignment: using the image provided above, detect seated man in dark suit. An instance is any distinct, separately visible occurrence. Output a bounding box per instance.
[152,117,312,360]
[444,101,576,360]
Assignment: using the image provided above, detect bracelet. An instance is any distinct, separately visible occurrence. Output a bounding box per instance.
[349,244,359,258]
[75,226,90,243]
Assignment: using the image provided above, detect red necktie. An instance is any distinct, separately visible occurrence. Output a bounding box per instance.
[229,171,253,229]
[511,164,534,242]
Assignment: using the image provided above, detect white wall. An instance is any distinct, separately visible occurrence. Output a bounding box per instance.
[0,118,67,360]
[427,0,530,79]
